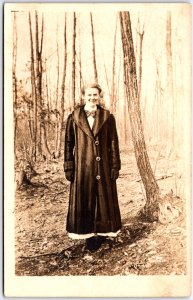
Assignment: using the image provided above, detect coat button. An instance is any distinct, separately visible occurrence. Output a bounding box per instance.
[95,141,99,145]
[96,156,101,161]
[96,175,101,180]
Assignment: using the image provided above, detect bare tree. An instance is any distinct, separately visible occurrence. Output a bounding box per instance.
[110,16,118,114]
[103,62,111,97]
[90,13,98,83]
[55,23,60,110]
[44,58,50,114]
[14,12,37,188]
[29,12,37,160]
[77,17,84,102]
[135,18,146,139]
[119,11,160,221]
[72,12,76,107]
[55,23,60,152]
[123,85,128,144]
[56,13,68,157]
[35,11,51,159]
[115,55,122,140]
[137,24,144,101]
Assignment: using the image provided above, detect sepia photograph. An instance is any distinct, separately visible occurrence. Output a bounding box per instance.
[4,2,191,297]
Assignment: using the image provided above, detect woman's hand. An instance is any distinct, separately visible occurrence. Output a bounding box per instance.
[111,169,119,180]
[65,170,74,182]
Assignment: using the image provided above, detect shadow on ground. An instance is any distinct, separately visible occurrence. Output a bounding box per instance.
[15,222,154,276]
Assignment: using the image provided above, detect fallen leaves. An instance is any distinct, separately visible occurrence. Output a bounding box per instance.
[14,153,187,276]
[83,254,93,261]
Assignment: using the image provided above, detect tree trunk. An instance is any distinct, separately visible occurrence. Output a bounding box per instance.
[104,62,111,97]
[27,99,33,141]
[35,12,41,106]
[138,29,144,101]
[55,24,60,110]
[56,13,67,157]
[72,12,76,107]
[111,16,117,114]
[123,85,128,144]
[90,13,98,83]
[119,11,160,221]
[35,11,41,157]
[55,23,60,151]
[115,57,121,141]
[35,11,51,160]
[29,12,37,160]
[78,20,84,102]
[45,60,49,109]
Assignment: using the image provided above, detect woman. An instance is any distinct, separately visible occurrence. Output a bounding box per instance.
[64,83,121,250]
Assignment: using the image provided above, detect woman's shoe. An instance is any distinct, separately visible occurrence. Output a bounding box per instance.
[85,237,97,251]
[96,236,106,247]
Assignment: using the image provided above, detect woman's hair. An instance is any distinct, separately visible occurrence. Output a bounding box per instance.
[81,83,103,96]
[78,83,105,108]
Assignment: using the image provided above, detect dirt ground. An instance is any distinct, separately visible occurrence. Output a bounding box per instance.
[15,147,188,276]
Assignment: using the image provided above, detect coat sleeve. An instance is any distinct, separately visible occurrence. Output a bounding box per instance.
[109,114,121,171]
[64,114,75,171]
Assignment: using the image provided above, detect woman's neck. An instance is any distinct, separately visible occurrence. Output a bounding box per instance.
[84,103,97,111]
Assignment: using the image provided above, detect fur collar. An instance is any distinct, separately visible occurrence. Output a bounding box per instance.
[72,105,110,140]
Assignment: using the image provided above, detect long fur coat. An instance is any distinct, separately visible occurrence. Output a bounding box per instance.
[64,105,122,234]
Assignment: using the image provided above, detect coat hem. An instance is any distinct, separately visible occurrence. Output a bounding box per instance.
[68,230,120,240]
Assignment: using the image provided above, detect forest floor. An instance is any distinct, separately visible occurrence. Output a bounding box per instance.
[15,146,188,276]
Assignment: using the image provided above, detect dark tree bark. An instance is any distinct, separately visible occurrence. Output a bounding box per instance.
[72,12,76,107]
[119,11,160,221]
[90,13,98,83]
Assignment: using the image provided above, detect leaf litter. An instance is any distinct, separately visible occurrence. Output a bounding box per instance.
[15,151,187,276]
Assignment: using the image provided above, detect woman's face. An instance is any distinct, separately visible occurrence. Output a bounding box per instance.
[84,88,100,108]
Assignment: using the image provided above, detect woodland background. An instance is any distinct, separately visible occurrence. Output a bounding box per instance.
[13,6,189,162]
[8,4,191,276]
